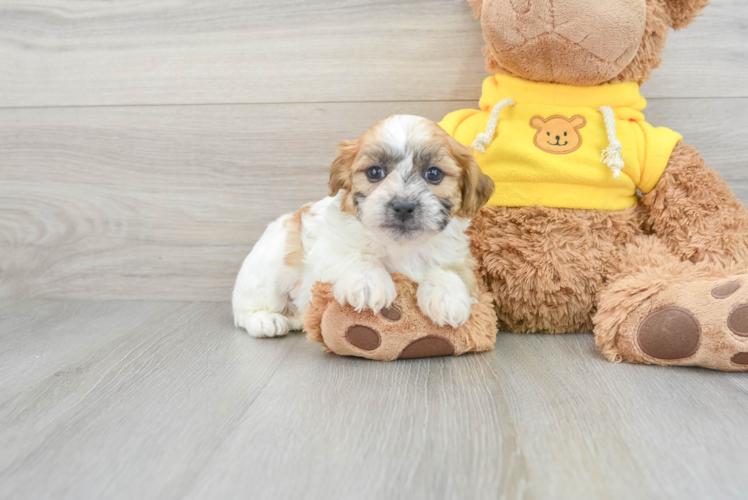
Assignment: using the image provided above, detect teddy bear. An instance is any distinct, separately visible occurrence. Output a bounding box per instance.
[307,0,748,371]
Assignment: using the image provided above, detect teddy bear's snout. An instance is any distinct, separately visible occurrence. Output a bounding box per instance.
[479,0,647,85]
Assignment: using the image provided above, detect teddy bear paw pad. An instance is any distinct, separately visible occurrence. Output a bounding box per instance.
[637,307,701,360]
[380,305,401,321]
[398,335,455,359]
[712,281,741,299]
[614,276,748,371]
[727,304,748,337]
[345,325,381,351]
[731,352,748,365]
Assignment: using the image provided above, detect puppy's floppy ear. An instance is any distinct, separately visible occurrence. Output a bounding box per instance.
[329,139,358,196]
[448,136,494,218]
[467,0,483,19]
[661,0,709,31]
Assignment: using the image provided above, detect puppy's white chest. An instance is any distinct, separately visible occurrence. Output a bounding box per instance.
[380,251,431,282]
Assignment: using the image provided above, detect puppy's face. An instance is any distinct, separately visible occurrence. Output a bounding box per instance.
[329,115,494,244]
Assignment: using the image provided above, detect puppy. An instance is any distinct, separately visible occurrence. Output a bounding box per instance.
[232,115,494,337]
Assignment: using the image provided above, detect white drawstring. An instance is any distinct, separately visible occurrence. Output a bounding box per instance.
[598,106,625,179]
[471,98,515,153]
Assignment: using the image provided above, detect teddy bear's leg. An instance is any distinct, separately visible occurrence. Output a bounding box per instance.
[595,234,748,371]
[594,144,748,371]
[639,143,748,267]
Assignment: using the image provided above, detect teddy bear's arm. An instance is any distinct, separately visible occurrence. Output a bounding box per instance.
[639,142,748,267]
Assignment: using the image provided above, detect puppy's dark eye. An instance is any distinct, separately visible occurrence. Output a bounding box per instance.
[547,132,551,136]
[365,166,385,182]
[425,166,445,184]
[564,132,567,136]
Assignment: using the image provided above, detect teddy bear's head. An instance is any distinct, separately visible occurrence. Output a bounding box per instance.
[467,0,709,86]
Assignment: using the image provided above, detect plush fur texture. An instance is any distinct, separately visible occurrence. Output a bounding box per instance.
[457,0,748,371]
[638,144,748,267]
[469,0,708,86]
[478,0,647,85]
[467,140,748,370]
[468,204,640,334]
[595,236,748,372]
[305,273,497,361]
[233,115,496,344]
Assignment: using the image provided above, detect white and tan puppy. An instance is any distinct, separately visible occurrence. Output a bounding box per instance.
[233,115,494,337]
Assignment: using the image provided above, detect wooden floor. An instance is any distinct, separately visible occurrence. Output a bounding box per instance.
[2,0,748,498]
[1,300,747,500]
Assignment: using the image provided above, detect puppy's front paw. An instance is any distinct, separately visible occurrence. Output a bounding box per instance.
[236,311,291,338]
[333,268,397,313]
[417,276,477,328]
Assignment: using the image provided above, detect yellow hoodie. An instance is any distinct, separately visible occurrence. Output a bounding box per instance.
[439,74,682,210]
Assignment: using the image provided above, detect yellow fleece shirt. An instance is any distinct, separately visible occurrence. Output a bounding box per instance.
[439,74,683,210]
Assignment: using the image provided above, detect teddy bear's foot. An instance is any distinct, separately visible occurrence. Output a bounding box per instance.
[304,274,498,361]
[596,267,748,372]
[343,319,458,360]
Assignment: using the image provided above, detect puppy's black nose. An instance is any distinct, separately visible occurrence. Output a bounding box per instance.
[392,201,417,221]
[555,135,561,141]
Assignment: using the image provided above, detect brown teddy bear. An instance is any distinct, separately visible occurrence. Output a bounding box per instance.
[308,0,748,371]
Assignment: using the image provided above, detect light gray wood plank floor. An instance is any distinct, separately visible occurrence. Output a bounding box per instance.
[1,300,747,500]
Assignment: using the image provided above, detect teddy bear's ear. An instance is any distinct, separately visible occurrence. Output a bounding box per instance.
[662,0,709,31]
[467,0,483,19]
[481,45,502,74]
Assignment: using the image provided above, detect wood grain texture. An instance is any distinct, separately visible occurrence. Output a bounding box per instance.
[0,300,298,499]
[2,98,747,301]
[0,300,747,499]
[0,0,745,109]
[2,2,747,499]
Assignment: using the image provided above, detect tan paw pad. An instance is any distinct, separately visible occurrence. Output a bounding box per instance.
[345,325,381,351]
[637,307,701,360]
[727,304,748,337]
[380,305,401,321]
[712,281,741,299]
[398,335,455,359]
